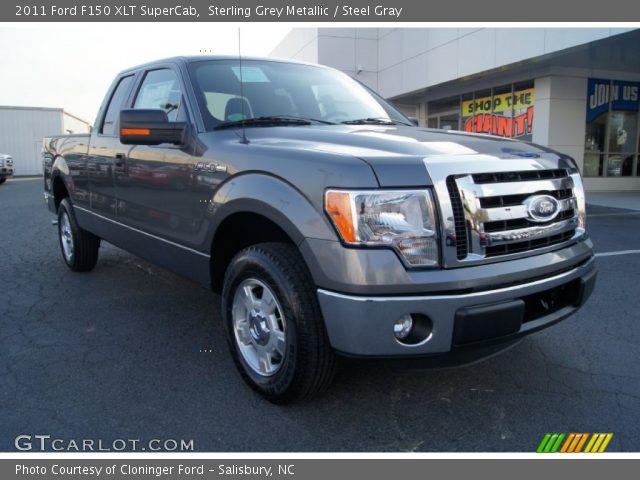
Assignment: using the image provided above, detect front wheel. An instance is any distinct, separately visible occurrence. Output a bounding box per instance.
[0,177,6,185]
[222,242,336,403]
[57,198,100,272]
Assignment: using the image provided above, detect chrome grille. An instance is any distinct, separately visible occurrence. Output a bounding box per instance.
[446,168,580,262]
[446,176,469,259]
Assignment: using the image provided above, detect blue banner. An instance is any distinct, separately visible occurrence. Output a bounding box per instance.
[587,78,640,123]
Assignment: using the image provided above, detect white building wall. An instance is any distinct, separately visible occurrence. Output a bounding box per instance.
[0,107,90,176]
[375,28,634,98]
[271,28,379,90]
[270,28,319,64]
[63,112,91,135]
[0,107,63,176]
[272,28,635,99]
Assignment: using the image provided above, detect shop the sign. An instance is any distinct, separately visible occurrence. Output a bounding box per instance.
[587,78,640,122]
[462,88,535,138]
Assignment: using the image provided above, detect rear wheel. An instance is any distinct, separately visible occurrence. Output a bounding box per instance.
[57,198,100,272]
[222,242,336,403]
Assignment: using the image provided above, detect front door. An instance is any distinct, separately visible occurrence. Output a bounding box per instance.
[114,67,204,247]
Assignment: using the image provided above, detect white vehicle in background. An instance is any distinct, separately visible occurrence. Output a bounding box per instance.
[0,154,14,185]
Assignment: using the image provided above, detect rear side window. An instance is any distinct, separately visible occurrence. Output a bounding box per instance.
[134,69,183,122]
[101,75,134,135]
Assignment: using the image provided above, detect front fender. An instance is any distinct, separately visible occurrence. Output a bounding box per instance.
[205,172,338,247]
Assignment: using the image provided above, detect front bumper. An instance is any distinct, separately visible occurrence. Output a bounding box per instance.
[317,255,596,358]
[0,167,13,177]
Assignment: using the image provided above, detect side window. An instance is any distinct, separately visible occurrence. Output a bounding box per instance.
[101,75,134,135]
[134,69,183,122]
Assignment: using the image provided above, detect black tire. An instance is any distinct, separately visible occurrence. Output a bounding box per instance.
[222,242,336,404]
[0,177,6,185]
[57,198,100,272]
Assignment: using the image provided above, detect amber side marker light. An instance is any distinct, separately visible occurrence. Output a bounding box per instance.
[121,128,151,136]
[325,191,356,243]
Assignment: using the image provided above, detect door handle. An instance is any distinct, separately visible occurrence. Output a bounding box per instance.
[114,153,126,169]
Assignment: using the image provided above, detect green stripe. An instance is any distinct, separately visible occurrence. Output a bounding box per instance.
[550,433,566,453]
[544,434,559,453]
[537,433,552,453]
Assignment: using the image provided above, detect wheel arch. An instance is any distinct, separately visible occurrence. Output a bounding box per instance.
[207,173,337,293]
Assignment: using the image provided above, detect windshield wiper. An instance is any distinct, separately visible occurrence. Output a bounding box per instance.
[214,116,312,130]
[341,117,397,125]
[273,115,337,125]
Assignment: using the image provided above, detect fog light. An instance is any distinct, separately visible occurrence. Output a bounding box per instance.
[394,314,413,340]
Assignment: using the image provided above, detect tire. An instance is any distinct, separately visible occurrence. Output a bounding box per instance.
[0,177,6,185]
[57,198,100,272]
[222,242,336,404]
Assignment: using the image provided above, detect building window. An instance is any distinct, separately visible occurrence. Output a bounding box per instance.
[461,82,535,140]
[584,78,640,177]
[427,81,535,140]
[427,96,460,130]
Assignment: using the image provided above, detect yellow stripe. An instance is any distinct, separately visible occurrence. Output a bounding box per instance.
[591,433,606,453]
[560,433,576,453]
[584,434,598,453]
[575,433,589,453]
[567,434,581,453]
[598,433,613,453]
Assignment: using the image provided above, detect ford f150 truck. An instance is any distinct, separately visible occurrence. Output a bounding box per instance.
[43,56,596,403]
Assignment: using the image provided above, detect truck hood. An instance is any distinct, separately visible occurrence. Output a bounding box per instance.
[236,125,569,187]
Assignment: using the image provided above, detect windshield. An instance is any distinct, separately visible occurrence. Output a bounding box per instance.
[188,60,411,130]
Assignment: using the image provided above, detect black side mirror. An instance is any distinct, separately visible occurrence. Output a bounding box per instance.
[119,109,186,145]
[408,117,420,127]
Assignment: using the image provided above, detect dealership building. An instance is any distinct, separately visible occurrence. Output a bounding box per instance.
[271,28,640,192]
[0,106,90,176]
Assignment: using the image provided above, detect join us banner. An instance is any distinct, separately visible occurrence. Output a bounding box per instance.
[587,78,640,123]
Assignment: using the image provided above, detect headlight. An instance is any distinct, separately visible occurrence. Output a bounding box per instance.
[325,189,439,267]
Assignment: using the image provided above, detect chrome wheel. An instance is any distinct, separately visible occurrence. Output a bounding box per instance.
[60,211,74,262]
[232,278,287,377]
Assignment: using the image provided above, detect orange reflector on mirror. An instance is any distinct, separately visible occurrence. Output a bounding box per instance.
[121,128,150,136]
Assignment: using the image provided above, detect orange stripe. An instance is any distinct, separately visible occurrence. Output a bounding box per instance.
[560,433,576,453]
[567,433,581,453]
[121,128,150,136]
[574,433,589,453]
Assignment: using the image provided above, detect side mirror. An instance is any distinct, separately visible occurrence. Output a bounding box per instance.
[408,117,420,127]
[119,109,186,145]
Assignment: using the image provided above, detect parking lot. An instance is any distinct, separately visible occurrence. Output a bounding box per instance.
[1,177,639,452]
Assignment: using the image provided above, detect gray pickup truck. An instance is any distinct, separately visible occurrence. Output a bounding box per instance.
[43,56,596,403]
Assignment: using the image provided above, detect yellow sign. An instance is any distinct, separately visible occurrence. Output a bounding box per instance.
[462,88,535,115]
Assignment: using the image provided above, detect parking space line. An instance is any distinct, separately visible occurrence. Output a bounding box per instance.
[588,211,640,217]
[595,250,640,257]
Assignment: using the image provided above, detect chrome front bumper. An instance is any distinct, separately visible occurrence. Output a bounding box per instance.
[317,256,596,358]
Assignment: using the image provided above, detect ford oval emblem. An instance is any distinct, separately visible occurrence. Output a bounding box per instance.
[523,194,560,222]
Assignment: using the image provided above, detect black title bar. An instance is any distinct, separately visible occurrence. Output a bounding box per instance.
[5,0,640,22]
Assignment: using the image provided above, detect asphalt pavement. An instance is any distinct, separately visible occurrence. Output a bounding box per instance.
[1,178,639,452]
